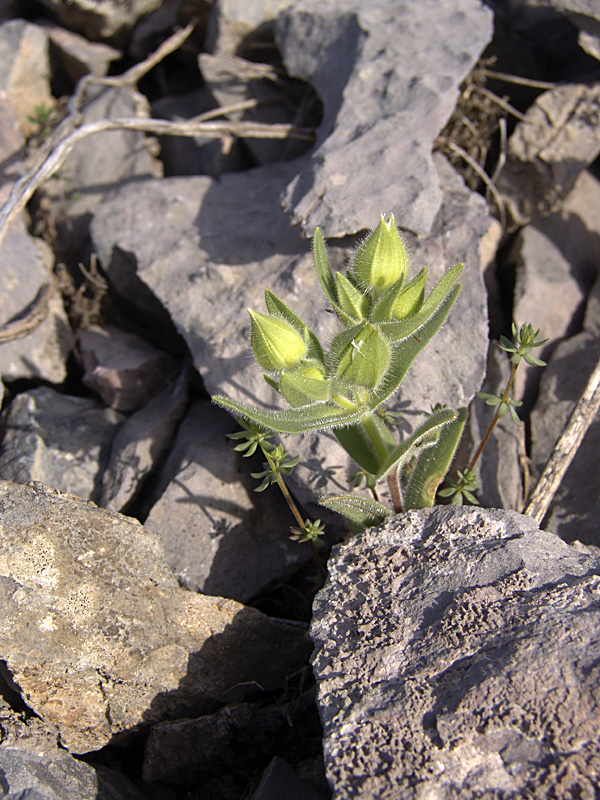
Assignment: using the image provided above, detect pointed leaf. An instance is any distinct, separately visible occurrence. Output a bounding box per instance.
[313,228,339,309]
[371,268,427,323]
[279,369,329,407]
[264,289,324,364]
[401,407,467,509]
[334,414,396,475]
[319,494,393,526]
[335,272,370,321]
[212,393,366,433]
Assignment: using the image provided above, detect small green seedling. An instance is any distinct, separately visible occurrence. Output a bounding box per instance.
[213,214,468,545]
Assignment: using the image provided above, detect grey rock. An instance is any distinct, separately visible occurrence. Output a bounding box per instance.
[144,400,308,602]
[77,324,177,412]
[0,479,311,753]
[251,757,328,800]
[41,21,121,82]
[91,154,491,509]
[0,20,53,135]
[206,0,297,55]
[0,744,146,800]
[99,365,190,512]
[276,0,493,237]
[35,0,164,42]
[497,82,600,225]
[0,387,124,502]
[311,506,600,799]
[527,0,600,60]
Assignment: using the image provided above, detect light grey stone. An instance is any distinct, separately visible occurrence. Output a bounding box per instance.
[0,387,124,502]
[206,0,297,55]
[311,506,600,799]
[276,0,493,237]
[41,21,121,82]
[91,154,491,511]
[0,479,311,753]
[144,400,308,603]
[35,0,164,42]
[99,365,190,512]
[0,20,53,135]
[77,324,177,412]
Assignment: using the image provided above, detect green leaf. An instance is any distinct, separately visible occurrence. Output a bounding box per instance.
[264,289,324,364]
[319,494,393,526]
[371,268,427,323]
[334,414,396,475]
[524,352,546,367]
[212,393,365,433]
[335,323,391,390]
[335,272,370,321]
[313,228,340,310]
[369,283,462,409]
[401,407,467,509]
[379,263,463,342]
[279,369,330,407]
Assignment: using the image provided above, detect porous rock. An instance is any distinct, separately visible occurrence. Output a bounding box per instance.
[0,386,124,502]
[276,0,493,237]
[91,154,491,509]
[144,400,307,603]
[0,480,311,753]
[36,0,164,42]
[205,0,297,54]
[311,505,600,799]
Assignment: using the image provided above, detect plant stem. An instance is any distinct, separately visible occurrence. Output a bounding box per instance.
[468,361,518,473]
[362,414,390,463]
[387,471,403,514]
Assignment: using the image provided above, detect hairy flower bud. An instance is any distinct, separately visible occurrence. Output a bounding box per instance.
[351,214,409,294]
[249,310,307,372]
[336,323,390,390]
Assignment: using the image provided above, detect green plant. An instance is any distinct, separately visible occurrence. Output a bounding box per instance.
[213,214,468,538]
[27,103,54,137]
[441,322,548,504]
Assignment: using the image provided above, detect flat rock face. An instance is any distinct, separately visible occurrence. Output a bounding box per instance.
[310,506,600,799]
[0,480,310,754]
[276,0,493,237]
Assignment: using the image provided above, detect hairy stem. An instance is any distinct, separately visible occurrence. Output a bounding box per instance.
[387,470,403,514]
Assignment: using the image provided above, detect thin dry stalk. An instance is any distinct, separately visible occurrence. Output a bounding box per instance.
[525,355,600,524]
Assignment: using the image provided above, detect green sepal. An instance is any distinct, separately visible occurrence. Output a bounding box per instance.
[371,268,426,323]
[335,272,370,322]
[212,393,365,433]
[401,407,467,509]
[334,414,396,475]
[264,374,279,392]
[374,407,459,480]
[379,263,463,342]
[336,323,391,390]
[264,289,325,365]
[279,369,330,407]
[319,494,393,527]
[313,227,356,324]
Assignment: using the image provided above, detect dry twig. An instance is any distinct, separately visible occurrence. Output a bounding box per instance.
[0,283,56,343]
[525,355,600,524]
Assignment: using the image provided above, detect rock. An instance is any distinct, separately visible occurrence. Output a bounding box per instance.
[311,506,600,799]
[530,0,600,61]
[0,744,146,800]
[497,82,600,225]
[36,0,165,42]
[99,365,190,512]
[0,387,125,502]
[91,154,491,510]
[144,400,308,603]
[0,223,72,384]
[276,0,493,237]
[205,0,297,55]
[77,324,178,412]
[42,21,121,82]
[509,221,586,403]
[251,757,328,800]
[0,20,54,135]
[0,479,311,753]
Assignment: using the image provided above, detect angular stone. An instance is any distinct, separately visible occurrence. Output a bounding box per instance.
[144,400,307,603]
[99,366,190,512]
[206,0,296,54]
[311,506,600,799]
[91,154,491,510]
[0,480,311,753]
[42,21,121,82]
[77,324,177,412]
[276,0,493,237]
[498,82,600,225]
[0,387,124,502]
[0,19,54,135]
[35,0,164,42]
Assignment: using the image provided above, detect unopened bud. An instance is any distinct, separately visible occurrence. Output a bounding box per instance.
[352,214,409,294]
[337,323,390,390]
[249,310,307,372]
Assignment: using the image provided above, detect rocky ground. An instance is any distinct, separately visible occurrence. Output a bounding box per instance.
[1,0,600,798]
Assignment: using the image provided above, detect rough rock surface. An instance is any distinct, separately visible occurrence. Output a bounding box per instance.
[276,0,493,237]
[0,387,124,502]
[0,480,311,753]
[36,0,165,41]
[311,506,600,799]
[91,154,491,508]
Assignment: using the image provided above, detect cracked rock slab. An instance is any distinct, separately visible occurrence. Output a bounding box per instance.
[0,480,311,754]
[311,506,600,799]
